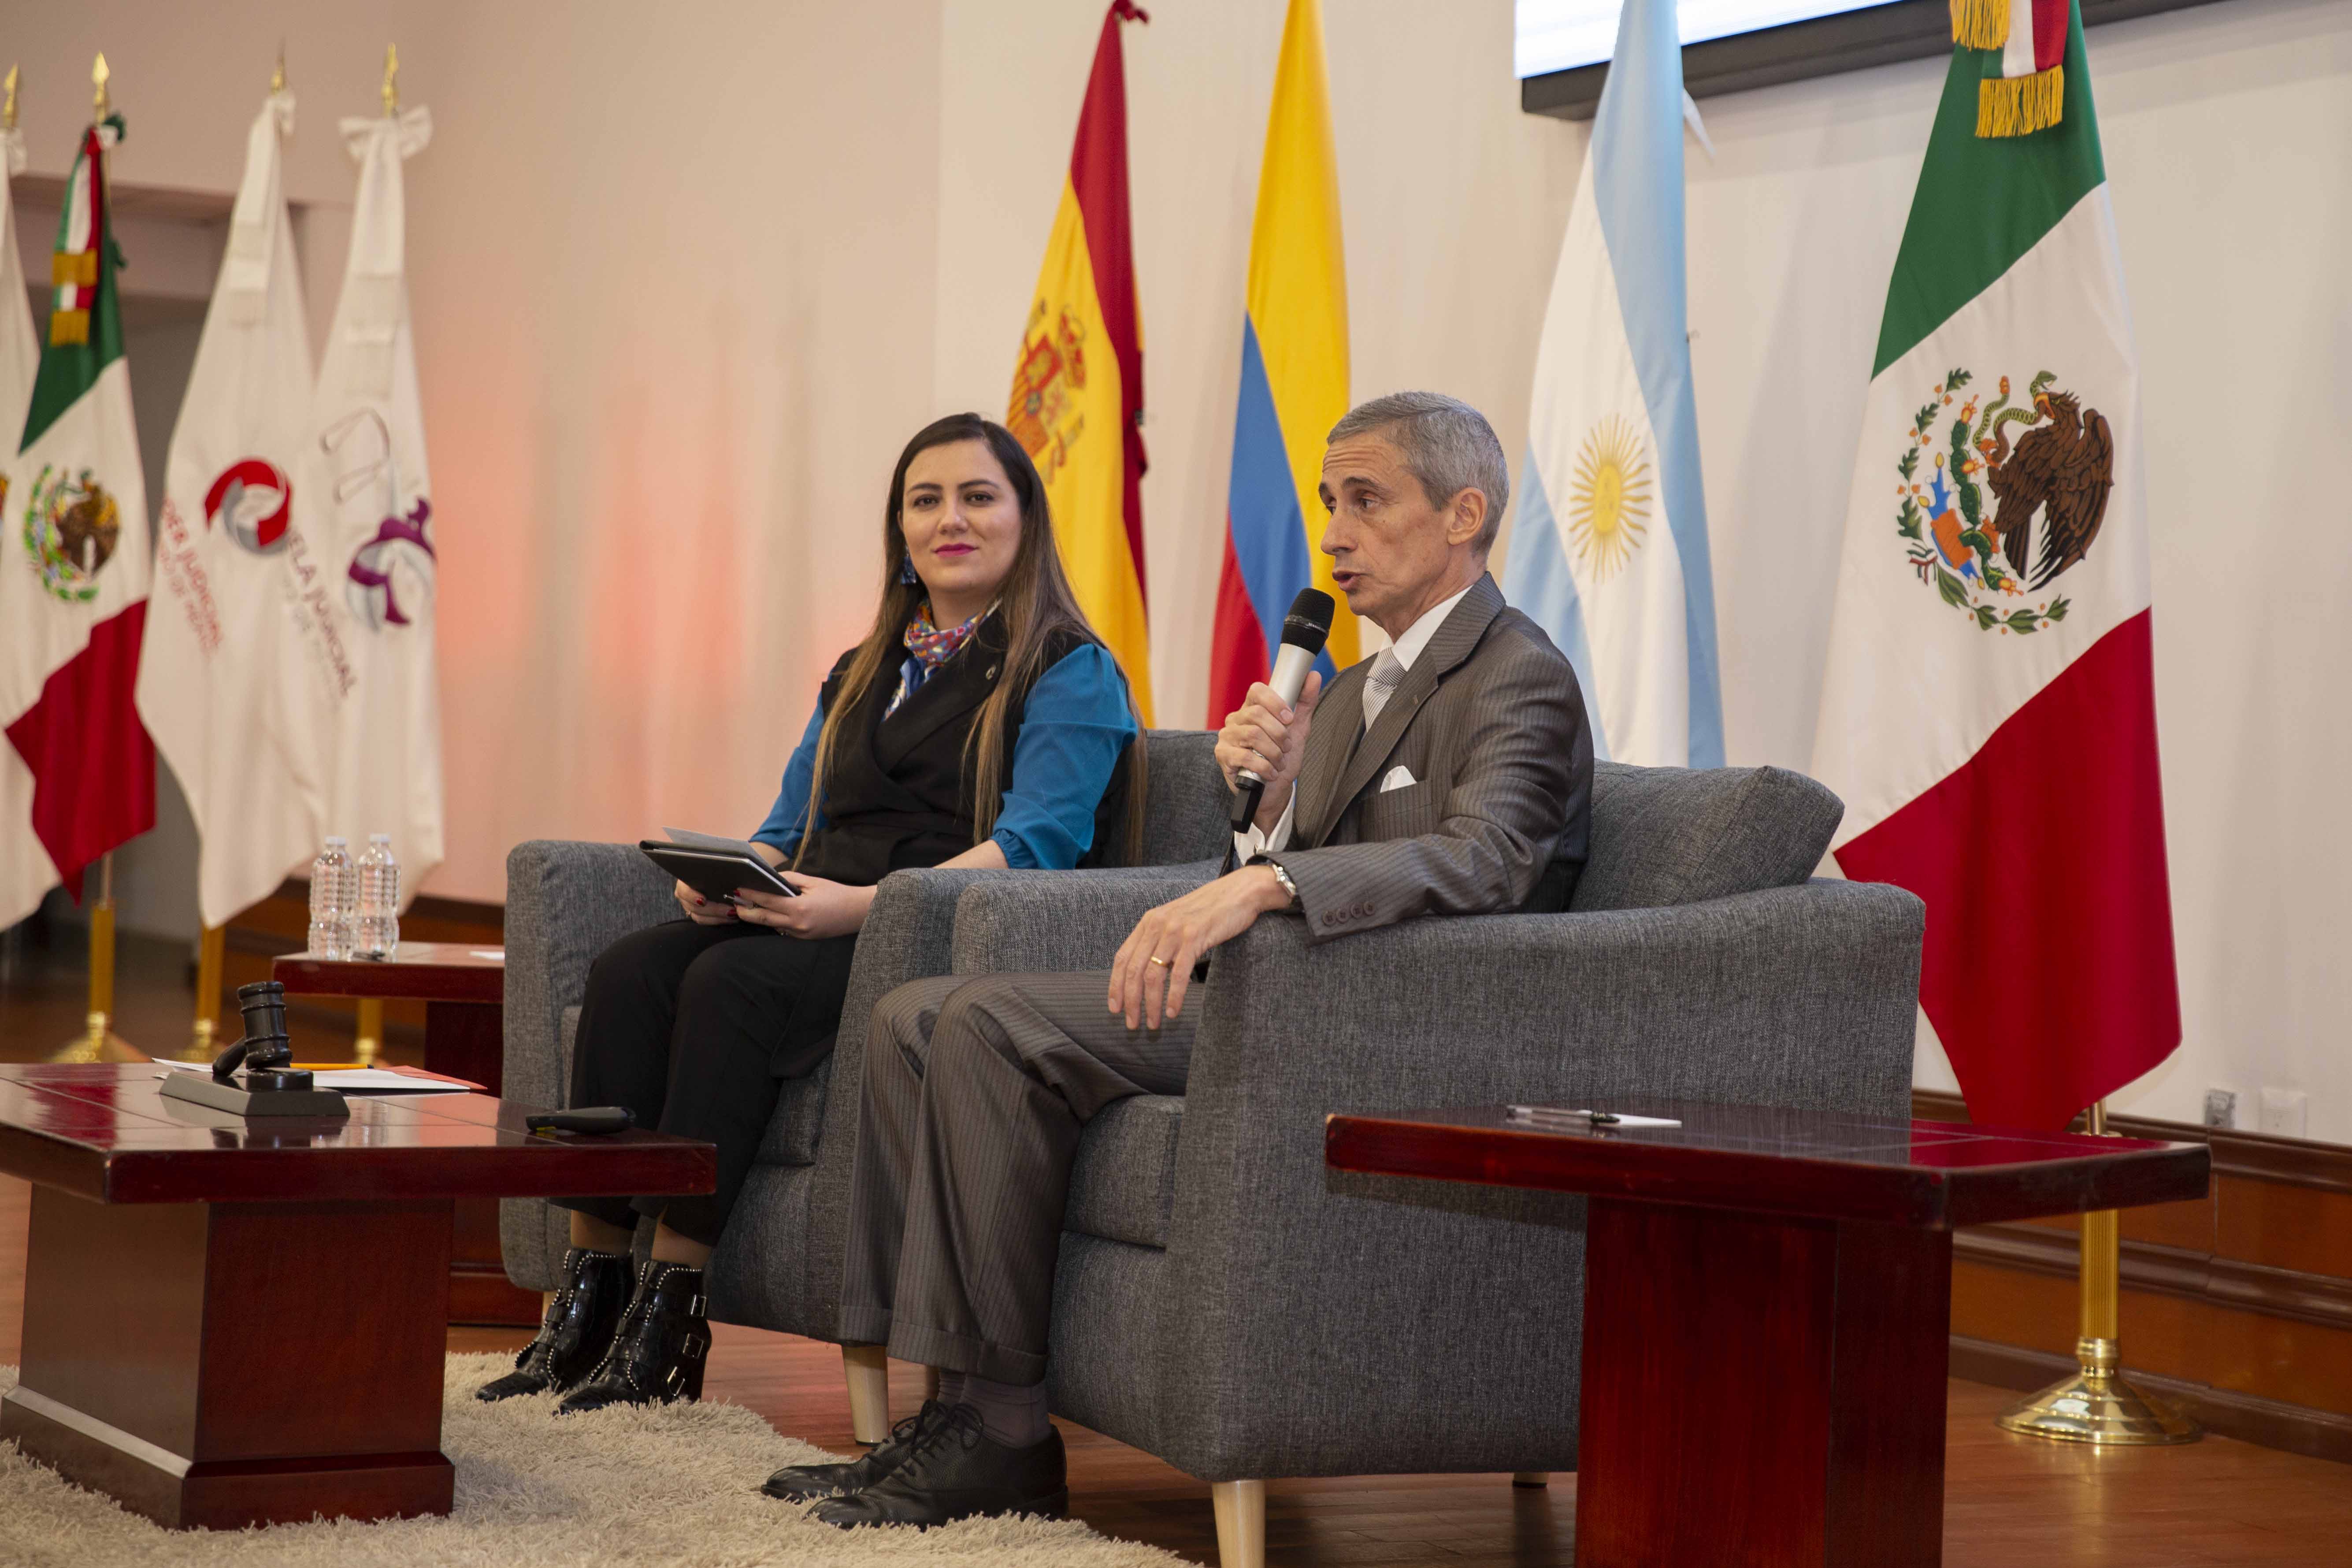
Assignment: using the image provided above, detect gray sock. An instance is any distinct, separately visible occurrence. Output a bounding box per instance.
[932,1369,966,1409]
[960,1374,1051,1449]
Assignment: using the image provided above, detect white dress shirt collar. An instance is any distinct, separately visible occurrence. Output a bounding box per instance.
[1377,582,1476,672]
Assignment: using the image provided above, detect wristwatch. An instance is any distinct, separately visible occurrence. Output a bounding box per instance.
[1253,856,1301,907]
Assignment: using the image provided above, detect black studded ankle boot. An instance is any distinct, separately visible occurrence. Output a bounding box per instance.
[555,1258,711,1415]
[475,1246,632,1403]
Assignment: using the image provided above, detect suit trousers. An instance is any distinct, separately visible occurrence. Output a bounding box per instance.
[553,917,854,1247]
[840,971,1198,1386]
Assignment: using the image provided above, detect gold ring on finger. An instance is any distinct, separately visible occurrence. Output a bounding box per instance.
[1148,955,1172,968]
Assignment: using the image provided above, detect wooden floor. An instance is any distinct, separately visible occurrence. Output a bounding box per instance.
[3,929,2349,1564]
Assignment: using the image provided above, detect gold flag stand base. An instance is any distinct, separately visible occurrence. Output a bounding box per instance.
[51,1011,143,1064]
[1996,1334,2199,1446]
[1996,1101,2200,1448]
[49,856,149,1064]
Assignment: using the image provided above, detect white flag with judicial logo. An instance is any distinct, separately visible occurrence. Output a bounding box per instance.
[136,90,334,927]
[303,104,441,905]
[0,118,51,929]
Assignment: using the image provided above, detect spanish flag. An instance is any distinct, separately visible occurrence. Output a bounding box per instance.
[1208,0,1355,723]
[1008,1,1154,723]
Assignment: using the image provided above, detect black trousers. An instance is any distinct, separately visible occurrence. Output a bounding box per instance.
[553,918,856,1247]
[840,971,1198,1386]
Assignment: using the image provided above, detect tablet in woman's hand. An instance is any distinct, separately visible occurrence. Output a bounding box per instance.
[639,841,797,904]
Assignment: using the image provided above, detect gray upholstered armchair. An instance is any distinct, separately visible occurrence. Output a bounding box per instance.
[939,760,1925,1568]
[497,727,1233,1438]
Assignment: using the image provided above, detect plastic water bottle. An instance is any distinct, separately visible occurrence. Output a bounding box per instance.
[355,834,401,960]
[308,838,356,959]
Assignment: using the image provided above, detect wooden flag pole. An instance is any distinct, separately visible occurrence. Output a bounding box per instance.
[1996,1099,2200,1445]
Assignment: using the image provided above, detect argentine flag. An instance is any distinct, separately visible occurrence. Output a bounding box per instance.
[1504,0,1721,766]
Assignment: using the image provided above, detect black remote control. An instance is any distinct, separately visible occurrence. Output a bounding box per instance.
[525,1107,635,1135]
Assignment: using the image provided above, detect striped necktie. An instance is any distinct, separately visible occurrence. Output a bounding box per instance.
[1361,647,1406,730]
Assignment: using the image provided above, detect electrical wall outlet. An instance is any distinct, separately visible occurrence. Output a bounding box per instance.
[2203,1089,2239,1130]
[2258,1087,2308,1140]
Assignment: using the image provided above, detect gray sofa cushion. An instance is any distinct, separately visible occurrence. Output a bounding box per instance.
[1063,1094,1183,1249]
[1126,730,1232,868]
[1570,761,1844,913]
[558,1005,829,1167]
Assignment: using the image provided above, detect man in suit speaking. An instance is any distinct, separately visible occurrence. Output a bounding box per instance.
[792,391,1593,1527]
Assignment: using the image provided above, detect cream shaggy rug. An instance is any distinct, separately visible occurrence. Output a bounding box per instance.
[0,1356,1190,1567]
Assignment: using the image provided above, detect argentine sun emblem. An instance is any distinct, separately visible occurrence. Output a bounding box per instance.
[1566,415,1652,584]
[1891,368,2114,634]
[20,464,122,604]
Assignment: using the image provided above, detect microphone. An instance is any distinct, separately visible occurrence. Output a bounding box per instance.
[1230,588,1336,833]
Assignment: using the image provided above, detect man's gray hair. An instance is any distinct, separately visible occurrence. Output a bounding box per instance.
[1328,390,1510,551]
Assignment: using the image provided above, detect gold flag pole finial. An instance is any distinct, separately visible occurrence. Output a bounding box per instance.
[4,65,20,132]
[272,42,287,95]
[382,44,399,115]
[92,52,109,122]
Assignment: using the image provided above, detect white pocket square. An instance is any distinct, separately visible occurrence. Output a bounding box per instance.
[1379,765,1417,793]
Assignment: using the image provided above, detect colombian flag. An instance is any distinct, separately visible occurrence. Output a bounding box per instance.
[1208,0,1357,723]
[1008,1,1154,723]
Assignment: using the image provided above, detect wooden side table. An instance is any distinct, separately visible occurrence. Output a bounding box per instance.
[1324,1100,2212,1568]
[0,1064,712,1530]
[273,942,533,1326]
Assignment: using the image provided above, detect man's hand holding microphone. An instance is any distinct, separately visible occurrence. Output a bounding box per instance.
[1216,670,1323,835]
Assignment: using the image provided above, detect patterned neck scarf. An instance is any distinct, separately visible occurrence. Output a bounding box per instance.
[887,600,991,715]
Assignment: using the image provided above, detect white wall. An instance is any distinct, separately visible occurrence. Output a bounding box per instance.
[4,0,2346,1138]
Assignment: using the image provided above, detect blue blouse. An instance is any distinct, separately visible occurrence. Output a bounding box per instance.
[750,642,1138,872]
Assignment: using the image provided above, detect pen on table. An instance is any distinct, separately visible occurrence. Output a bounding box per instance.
[1506,1105,1620,1127]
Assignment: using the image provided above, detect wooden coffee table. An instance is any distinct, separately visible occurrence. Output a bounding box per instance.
[0,1062,713,1530]
[1324,1100,2211,1568]
[271,942,530,1325]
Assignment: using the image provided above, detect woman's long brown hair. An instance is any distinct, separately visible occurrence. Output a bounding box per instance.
[795,413,1148,867]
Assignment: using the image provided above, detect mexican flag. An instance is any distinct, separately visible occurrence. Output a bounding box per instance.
[0,115,155,904]
[137,90,330,929]
[1006,1,1154,722]
[1811,0,2177,1132]
[0,119,54,929]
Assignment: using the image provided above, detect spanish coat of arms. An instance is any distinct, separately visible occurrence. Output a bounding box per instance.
[20,464,122,604]
[1892,367,2114,634]
[1006,302,1089,483]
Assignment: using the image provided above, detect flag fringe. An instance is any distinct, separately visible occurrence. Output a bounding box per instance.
[1977,64,2064,138]
[48,309,89,346]
[51,251,97,287]
[1950,0,2008,49]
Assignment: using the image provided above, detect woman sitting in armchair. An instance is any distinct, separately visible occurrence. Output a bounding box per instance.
[477,412,1144,1413]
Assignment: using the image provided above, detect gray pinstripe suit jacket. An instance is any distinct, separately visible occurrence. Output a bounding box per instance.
[1264,572,1591,943]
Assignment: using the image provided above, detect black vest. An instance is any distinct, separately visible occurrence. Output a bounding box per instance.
[790,616,1131,886]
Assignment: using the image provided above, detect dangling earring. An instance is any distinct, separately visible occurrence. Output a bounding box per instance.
[897,555,920,586]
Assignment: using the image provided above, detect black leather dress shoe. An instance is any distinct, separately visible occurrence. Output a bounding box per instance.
[475,1246,631,1403]
[555,1258,710,1414]
[810,1404,1067,1528]
[763,1400,950,1501]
